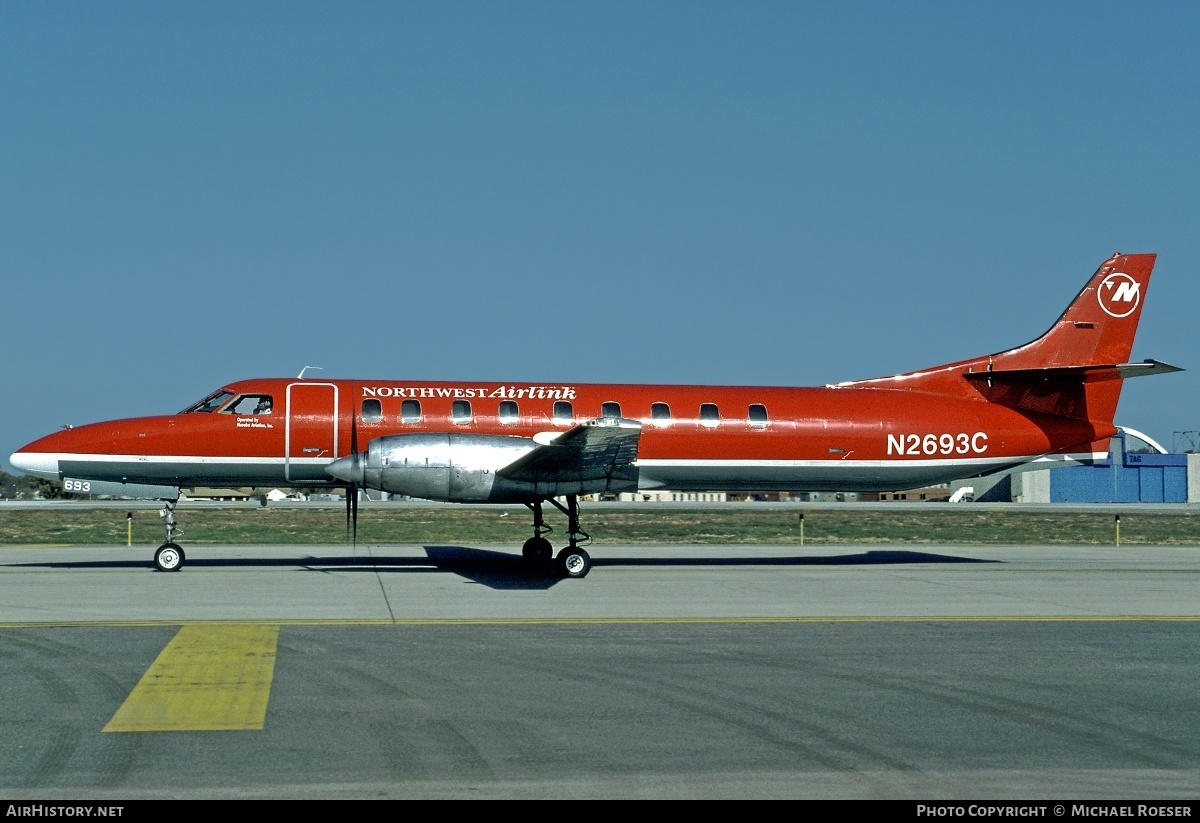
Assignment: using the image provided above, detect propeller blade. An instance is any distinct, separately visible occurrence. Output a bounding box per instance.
[346,412,359,545]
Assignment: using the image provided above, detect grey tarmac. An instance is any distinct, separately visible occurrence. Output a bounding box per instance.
[1,541,1199,799]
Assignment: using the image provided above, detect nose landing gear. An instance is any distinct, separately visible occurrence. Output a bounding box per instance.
[153,498,186,572]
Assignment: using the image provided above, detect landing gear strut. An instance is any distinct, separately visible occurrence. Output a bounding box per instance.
[521,500,554,565]
[522,496,591,578]
[545,494,592,579]
[154,498,186,572]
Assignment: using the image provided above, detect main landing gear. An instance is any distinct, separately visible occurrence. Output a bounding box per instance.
[153,499,186,572]
[522,495,591,579]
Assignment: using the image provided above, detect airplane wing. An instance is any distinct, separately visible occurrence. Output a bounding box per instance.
[497,417,642,489]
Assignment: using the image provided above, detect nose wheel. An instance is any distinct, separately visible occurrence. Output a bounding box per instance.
[154,542,185,572]
[152,498,187,571]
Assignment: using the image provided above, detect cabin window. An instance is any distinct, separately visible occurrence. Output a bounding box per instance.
[401,399,421,423]
[225,394,274,415]
[650,402,671,425]
[183,391,233,413]
[748,403,768,428]
[498,400,519,424]
[451,400,472,423]
[553,401,574,422]
[700,403,720,428]
[361,398,382,423]
[601,401,621,419]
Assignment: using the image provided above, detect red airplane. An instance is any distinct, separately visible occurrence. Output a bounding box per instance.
[9,252,1180,577]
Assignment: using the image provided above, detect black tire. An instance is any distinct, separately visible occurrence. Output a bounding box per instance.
[522,537,553,564]
[556,546,590,579]
[154,542,185,572]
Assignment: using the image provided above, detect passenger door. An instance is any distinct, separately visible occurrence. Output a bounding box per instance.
[285,382,339,482]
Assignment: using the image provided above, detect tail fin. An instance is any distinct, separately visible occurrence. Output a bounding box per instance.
[837,252,1180,431]
[995,252,1155,370]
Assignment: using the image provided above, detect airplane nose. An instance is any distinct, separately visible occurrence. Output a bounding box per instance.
[325,453,364,485]
[8,450,61,481]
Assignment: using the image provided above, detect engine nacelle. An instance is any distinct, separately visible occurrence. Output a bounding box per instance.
[345,433,537,503]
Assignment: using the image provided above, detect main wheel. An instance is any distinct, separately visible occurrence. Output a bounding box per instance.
[556,546,590,579]
[154,542,185,572]
[522,536,553,564]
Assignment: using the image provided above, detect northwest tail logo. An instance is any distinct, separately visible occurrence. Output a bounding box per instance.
[1098,272,1141,318]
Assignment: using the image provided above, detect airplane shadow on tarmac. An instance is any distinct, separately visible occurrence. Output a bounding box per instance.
[5,546,999,591]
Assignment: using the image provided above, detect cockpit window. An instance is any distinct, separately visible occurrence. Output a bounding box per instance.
[183,391,233,413]
[224,395,274,415]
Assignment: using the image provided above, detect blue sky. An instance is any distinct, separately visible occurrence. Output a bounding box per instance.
[3,1,1198,470]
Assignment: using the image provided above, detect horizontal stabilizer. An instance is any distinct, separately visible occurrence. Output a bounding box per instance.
[962,359,1183,421]
[1114,359,1185,378]
[498,417,641,486]
[963,358,1184,386]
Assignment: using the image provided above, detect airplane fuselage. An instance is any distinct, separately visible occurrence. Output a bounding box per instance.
[16,376,1110,499]
[7,252,1176,575]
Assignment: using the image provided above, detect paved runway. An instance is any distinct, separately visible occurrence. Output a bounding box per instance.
[1,542,1199,799]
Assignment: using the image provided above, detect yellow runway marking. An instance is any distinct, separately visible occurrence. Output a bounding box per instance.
[103,624,279,732]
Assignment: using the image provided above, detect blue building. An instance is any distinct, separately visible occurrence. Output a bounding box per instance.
[954,429,1198,504]
[1050,430,1189,503]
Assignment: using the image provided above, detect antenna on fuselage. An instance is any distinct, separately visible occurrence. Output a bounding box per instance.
[297,366,324,379]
